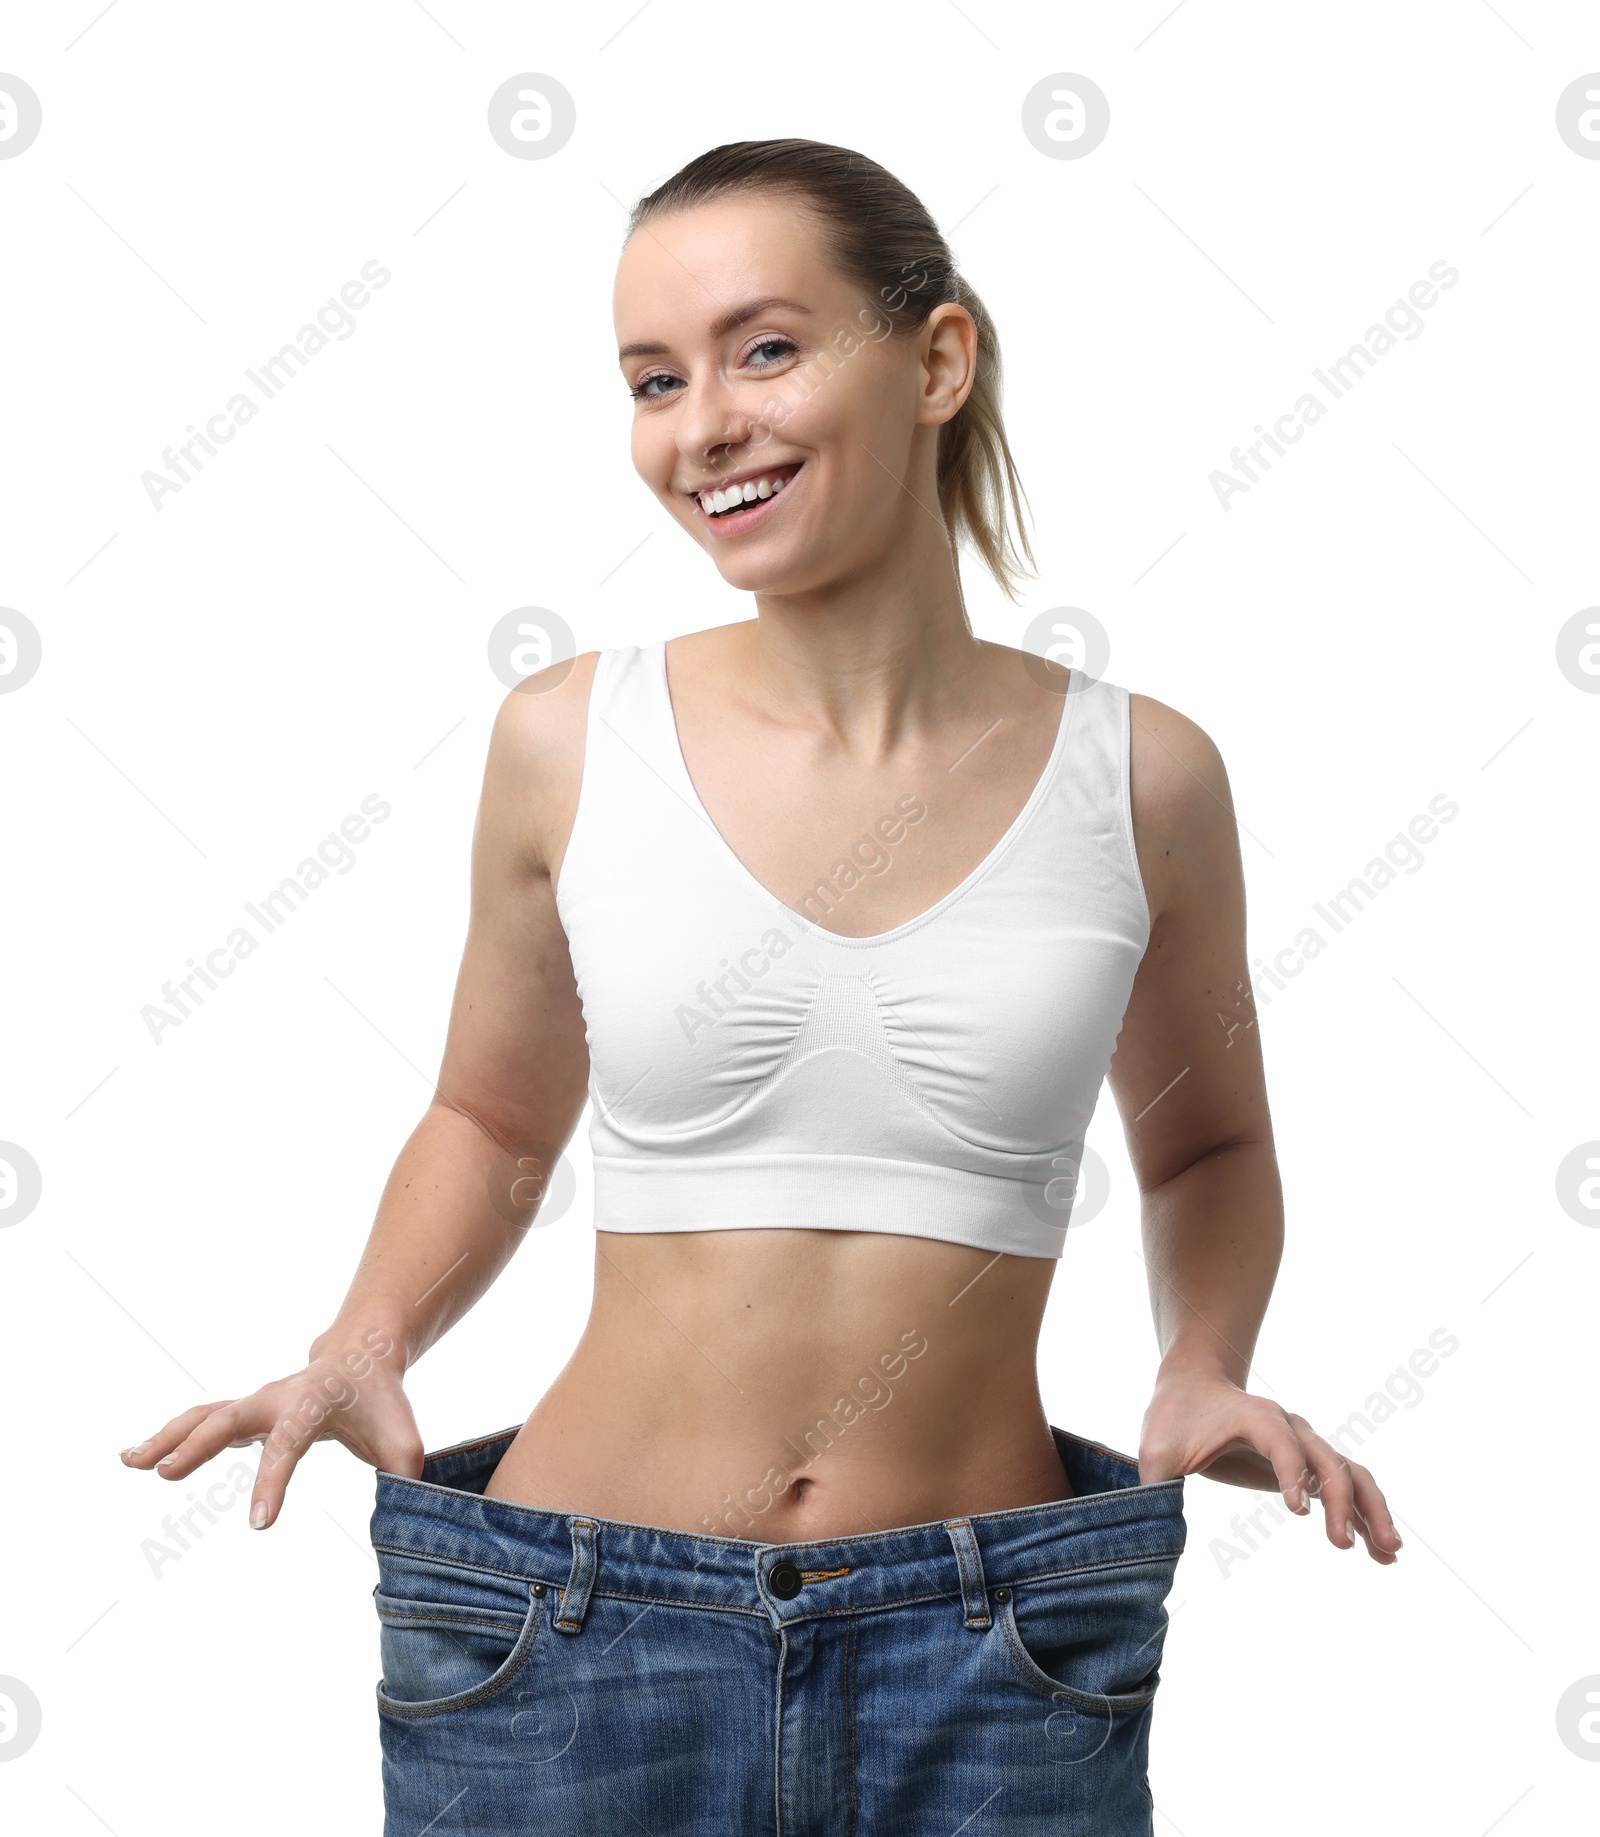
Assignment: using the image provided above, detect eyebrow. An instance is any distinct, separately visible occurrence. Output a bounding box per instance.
[617,296,814,363]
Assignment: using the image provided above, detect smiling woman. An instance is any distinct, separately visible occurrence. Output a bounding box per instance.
[122,136,1400,1837]
[615,140,1033,599]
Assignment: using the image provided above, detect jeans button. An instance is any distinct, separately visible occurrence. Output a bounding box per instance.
[768,1561,803,1600]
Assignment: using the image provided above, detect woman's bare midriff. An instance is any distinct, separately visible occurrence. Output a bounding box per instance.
[483,1226,1075,1539]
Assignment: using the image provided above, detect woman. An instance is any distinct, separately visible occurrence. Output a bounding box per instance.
[122,140,1400,1833]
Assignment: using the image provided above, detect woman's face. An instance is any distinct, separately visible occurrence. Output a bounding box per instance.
[613,195,961,596]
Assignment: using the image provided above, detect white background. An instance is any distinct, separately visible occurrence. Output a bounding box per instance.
[2,2,1596,1832]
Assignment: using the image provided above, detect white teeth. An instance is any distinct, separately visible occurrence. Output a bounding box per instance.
[699,470,794,515]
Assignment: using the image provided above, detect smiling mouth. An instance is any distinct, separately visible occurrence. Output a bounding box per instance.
[692,462,802,522]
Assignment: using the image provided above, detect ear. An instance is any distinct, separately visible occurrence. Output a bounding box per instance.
[916,304,978,428]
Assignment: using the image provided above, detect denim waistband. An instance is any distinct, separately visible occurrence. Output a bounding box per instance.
[369,1425,1185,1630]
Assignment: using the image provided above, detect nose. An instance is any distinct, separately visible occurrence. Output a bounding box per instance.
[676,372,755,477]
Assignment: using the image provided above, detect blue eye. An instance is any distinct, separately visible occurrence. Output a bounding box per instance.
[630,372,682,401]
[628,334,797,402]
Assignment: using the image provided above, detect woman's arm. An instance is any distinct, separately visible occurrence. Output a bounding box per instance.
[1107,693,1401,1566]
[120,659,596,1527]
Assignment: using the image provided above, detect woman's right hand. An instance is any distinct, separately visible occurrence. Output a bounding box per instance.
[117,1326,425,1529]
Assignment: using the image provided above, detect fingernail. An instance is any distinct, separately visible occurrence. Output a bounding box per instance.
[250,1500,269,1528]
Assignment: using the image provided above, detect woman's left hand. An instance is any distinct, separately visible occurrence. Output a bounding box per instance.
[1137,1366,1402,1565]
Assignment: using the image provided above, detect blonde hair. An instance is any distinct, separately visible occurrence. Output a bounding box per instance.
[629,139,1036,600]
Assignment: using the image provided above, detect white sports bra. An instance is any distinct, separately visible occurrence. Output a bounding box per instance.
[553,641,1151,1260]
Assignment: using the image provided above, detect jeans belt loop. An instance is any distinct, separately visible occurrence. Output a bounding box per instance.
[556,1517,599,1633]
[943,1518,991,1630]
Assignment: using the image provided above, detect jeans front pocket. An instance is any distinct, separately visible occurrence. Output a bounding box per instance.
[996,1553,1178,1713]
[374,1553,548,1720]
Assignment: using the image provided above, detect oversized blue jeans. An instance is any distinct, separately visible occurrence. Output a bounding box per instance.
[370,1425,1185,1834]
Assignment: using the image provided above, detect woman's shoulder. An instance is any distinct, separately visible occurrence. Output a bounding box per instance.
[481,651,606,878]
[1125,689,1227,794]
[490,649,605,774]
[1124,688,1239,920]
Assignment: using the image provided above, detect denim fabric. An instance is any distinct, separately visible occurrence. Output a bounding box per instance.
[370,1425,1185,1835]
